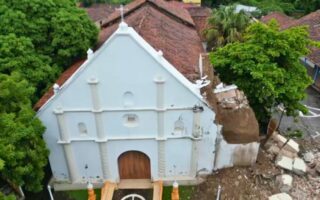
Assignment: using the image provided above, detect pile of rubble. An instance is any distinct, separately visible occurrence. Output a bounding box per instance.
[214,84,249,109]
[265,131,320,199]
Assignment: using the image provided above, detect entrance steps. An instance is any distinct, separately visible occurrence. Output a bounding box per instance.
[100,181,117,200]
[152,181,163,200]
[118,179,153,189]
[100,180,163,200]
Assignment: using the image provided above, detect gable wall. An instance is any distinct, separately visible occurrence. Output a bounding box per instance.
[38,31,217,183]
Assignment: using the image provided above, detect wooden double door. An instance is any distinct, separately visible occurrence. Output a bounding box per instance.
[118,151,151,179]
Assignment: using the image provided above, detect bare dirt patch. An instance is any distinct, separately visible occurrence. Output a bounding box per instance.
[191,135,320,200]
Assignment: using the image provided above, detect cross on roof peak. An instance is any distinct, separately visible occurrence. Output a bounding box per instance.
[116,5,129,22]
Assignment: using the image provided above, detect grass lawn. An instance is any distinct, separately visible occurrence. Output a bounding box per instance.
[66,186,195,200]
[162,186,195,200]
[67,189,101,200]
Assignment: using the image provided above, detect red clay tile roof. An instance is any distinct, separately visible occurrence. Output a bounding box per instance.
[98,3,204,77]
[261,12,296,29]
[100,0,195,27]
[84,4,116,22]
[187,7,211,41]
[261,11,320,67]
[34,60,85,110]
[35,0,206,111]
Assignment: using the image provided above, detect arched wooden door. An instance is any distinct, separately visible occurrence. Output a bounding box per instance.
[118,151,151,179]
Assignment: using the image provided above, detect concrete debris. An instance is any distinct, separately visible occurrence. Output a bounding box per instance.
[306,167,318,177]
[272,134,299,154]
[303,152,315,163]
[276,174,293,192]
[275,155,293,171]
[214,86,249,109]
[278,149,298,159]
[267,145,280,155]
[268,193,293,200]
[292,158,307,175]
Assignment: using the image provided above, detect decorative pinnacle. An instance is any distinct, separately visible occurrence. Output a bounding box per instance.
[53,83,60,94]
[87,48,93,59]
[158,50,163,57]
[116,5,128,23]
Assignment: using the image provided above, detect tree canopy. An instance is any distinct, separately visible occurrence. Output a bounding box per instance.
[0,34,59,97]
[0,73,49,192]
[204,5,250,50]
[0,0,99,194]
[202,0,319,16]
[0,0,98,70]
[210,21,313,125]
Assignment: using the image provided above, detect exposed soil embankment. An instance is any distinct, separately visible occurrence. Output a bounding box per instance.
[201,53,259,144]
[217,106,259,144]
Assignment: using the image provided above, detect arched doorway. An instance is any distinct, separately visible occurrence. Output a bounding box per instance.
[118,151,151,179]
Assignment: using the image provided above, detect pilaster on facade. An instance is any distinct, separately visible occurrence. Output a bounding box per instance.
[155,76,166,177]
[54,108,79,183]
[190,140,198,177]
[158,141,166,178]
[192,106,203,138]
[87,78,110,179]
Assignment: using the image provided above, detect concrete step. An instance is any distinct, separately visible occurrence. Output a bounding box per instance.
[118,179,153,189]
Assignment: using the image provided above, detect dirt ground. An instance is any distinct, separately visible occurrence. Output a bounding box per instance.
[190,135,320,200]
[191,150,279,200]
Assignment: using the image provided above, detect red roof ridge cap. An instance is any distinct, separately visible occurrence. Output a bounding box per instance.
[100,0,195,28]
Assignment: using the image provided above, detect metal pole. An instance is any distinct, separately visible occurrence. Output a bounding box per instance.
[18,186,25,200]
[47,185,54,200]
[276,109,285,132]
[216,185,221,200]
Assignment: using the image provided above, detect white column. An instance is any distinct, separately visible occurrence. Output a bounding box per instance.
[192,106,202,138]
[88,78,110,179]
[190,141,198,177]
[190,106,203,176]
[155,77,166,178]
[55,108,79,183]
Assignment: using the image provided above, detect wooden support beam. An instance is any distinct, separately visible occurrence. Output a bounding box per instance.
[153,180,163,200]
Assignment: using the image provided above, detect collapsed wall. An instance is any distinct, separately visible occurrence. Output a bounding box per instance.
[201,54,260,169]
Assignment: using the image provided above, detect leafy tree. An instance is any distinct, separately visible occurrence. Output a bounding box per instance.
[0,0,99,194]
[0,0,99,69]
[80,0,132,7]
[210,21,313,126]
[0,162,16,200]
[202,0,300,16]
[0,73,49,192]
[0,34,59,97]
[204,5,250,50]
[239,0,296,15]
[0,192,16,200]
[294,0,320,14]
[50,6,99,66]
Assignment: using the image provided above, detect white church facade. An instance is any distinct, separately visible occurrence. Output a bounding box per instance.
[36,1,262,190]
[37,22,224,189]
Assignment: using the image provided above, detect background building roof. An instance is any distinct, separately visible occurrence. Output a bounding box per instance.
[261,11,320,67]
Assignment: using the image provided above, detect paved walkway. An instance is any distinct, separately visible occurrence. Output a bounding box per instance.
[275,87,320,138]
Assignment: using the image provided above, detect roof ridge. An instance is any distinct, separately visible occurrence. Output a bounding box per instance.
[100,0,194,28]
[146,0,195,27]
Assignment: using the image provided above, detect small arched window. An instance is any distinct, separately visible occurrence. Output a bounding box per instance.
[123,91,134,107]
[173,117,185,135]
[78,122,87,136]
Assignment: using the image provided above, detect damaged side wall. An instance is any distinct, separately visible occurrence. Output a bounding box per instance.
[201,54,260,168]
[214,125,260,169]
